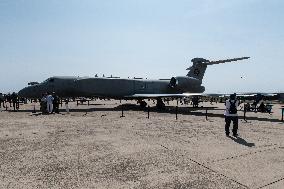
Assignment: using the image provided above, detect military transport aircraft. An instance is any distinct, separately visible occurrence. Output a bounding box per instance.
[18,57,250,108]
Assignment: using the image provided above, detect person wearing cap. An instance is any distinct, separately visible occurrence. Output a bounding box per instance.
[224,93,239,137]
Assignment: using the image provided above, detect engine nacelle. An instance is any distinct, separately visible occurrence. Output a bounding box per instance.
[169,76,202,92]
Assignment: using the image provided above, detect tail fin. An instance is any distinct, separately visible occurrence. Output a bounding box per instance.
[186,58,208,80]
[186,57,250,81]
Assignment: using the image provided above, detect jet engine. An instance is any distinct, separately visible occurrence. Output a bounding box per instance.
[169,76,202,92]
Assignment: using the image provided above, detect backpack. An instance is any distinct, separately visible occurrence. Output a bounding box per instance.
[229,100,237,114]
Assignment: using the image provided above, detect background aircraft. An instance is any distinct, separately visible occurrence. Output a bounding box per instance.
[18,57,250,108]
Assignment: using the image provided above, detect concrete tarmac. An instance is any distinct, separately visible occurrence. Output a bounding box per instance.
[0,100,283,188]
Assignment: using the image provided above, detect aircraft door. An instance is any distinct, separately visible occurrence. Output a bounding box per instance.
[145,82,155,93]
[134,81,147,93]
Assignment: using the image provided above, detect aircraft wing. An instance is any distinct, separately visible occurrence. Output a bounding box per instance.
[126,92,277,99]
[240,93,277,97]
[126,93,221,98]
[220,93,278,97]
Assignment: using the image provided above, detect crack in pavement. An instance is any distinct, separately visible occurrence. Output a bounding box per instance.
[256,177,284,189]
[210,144,282,163]
[159,143,249,189]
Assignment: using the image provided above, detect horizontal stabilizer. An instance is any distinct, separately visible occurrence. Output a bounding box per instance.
[187,57,250,70]
[186,57,250,81]
[206,57,250,65]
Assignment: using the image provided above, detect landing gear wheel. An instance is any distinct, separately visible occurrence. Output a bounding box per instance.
[156,98,165,110]
[138,100,147,109]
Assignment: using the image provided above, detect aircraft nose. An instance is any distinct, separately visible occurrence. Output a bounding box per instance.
[18,87,29,98]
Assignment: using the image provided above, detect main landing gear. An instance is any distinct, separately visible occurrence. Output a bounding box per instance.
[138,100,147,108]
[156,98,165,110]
[138,98,165,110]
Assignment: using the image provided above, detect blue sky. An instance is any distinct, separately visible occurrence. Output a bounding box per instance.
[0,0,283,93]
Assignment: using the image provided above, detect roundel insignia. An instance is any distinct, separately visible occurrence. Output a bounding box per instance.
[194,68,200,75]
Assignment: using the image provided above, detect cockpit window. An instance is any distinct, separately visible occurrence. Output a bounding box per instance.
[42,78,55,83]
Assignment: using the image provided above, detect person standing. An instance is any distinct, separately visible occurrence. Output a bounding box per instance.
[192,96,199,108]
[224,93,239,137]
[0,93,4,111]
[46,93,54,114]
[65,99,70,114]
[6,93,12,107]
[52,92,60,113]
[40,93,47,114]
[11,92,18,111]
[0,93,4,107]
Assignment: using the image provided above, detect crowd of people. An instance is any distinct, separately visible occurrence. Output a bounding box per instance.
[40,92,60,114]
[244,101,272,113]
[0,92,20,111]
[0,91,62,114]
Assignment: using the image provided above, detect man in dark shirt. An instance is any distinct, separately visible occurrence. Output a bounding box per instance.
[224,93,239,137]
[11,92,18,111]
[52,92,60,113]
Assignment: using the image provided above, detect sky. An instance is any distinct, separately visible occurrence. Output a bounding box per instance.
[0,0,283,93]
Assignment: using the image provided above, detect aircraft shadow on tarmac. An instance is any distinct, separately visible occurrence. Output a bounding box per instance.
[12,103,282,123]
[228,136,255,147]
[102,104,281,123]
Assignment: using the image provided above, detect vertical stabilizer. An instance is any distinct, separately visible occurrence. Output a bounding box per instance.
[186,58,209,81]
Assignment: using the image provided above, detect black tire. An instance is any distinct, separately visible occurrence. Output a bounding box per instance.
[140,101,147,108]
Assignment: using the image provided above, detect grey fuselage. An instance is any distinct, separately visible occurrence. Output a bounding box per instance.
[18,57,250,99]
[18,76,205,99]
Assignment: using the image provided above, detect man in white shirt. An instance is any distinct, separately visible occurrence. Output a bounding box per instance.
[46,93,54,114]
[224,93,239,137]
